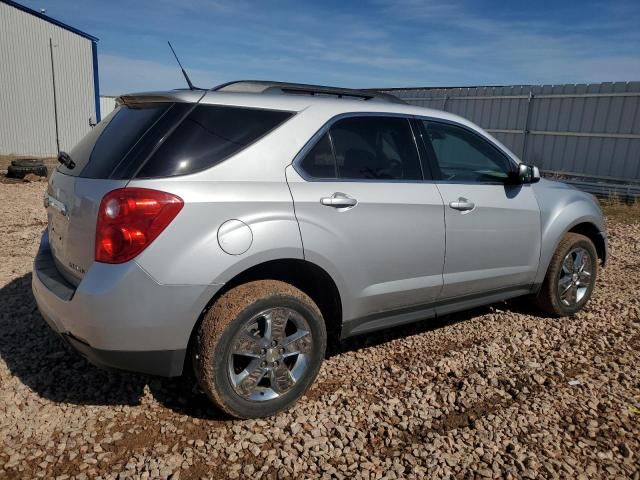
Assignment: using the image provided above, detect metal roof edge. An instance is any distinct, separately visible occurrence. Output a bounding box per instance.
[371,81,640,91]
[367,84,524,91]
[1,0,98,42]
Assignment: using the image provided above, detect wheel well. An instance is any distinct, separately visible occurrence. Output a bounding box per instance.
[568,222,606,265]
[192,259,343,351]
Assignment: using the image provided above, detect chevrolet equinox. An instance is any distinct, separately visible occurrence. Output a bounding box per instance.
[33,81,607,418]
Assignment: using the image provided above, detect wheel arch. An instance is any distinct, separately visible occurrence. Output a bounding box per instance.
[532,181,607,287]
[535,214,607,287]
[567,222,607,266]
[187,258,343,366]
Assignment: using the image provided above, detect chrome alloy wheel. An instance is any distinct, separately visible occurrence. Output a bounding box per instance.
[558,247,593,306]
[227,307,313,401]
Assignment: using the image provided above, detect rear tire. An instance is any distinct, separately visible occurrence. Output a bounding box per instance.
[536,233,598,316]
[192,280,326,418]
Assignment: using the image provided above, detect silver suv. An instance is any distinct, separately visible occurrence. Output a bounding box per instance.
[33,81,607,418]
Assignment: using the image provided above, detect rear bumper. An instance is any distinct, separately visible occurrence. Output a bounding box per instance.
[63,334,185,376]
[32,231,220,377]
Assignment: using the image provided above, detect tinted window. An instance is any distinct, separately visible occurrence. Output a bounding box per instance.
[136,105,293,178]
[330,117,422,180]
[110,103,193,179]
[299,133,337,179]
[62,104,170,178]
[422,121,513,182]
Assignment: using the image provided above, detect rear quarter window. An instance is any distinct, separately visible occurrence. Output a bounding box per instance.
[298,133,336,179]
[135,105,293,178]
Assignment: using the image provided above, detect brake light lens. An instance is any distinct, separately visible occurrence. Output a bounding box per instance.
[95,188,183,263]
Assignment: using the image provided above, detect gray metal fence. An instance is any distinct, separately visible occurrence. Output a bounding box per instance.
[382,82,640,184]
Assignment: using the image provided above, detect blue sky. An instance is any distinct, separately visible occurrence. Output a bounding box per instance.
[19,0,640,95]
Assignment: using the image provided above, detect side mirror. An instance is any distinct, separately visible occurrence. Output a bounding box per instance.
[514,163,541,184]
[532,165,541,182]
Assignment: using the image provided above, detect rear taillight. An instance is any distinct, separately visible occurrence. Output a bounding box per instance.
[95,188,183,263]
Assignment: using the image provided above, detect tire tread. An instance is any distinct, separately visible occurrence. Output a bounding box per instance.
[535,233,597,316]
[192,280,324,418]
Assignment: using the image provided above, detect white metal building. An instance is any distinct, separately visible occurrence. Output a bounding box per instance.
[99,95,117,117]
[0,0,100,156]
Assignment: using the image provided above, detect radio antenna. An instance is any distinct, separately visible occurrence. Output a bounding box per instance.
[167,41,195,90]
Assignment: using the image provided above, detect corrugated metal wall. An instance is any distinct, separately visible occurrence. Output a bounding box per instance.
[0,2,96,156]
[383,82,640,181]
[99,96,117,116]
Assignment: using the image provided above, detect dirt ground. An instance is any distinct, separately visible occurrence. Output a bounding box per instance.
[0,181,638,479]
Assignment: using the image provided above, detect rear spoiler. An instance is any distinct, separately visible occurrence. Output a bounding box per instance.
[116,90,206,106]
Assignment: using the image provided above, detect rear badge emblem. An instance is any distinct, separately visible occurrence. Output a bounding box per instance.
[68,262,85,274]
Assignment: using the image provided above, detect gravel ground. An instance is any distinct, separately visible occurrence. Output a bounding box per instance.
[0,181,638,480]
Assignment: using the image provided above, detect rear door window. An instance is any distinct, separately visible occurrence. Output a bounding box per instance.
[136,105,293,178]
[329,116,422,181]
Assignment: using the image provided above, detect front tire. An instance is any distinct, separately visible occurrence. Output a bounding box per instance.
[536,233,598,316]
[192,280,326,418]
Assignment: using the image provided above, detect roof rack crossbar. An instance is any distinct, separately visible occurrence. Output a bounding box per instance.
[211,80,406,104]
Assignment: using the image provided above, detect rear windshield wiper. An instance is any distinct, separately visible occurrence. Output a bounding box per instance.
[58,151,76,170]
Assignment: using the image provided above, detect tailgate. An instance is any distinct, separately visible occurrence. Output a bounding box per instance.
[47,171,127,286]
[45,100,181,285]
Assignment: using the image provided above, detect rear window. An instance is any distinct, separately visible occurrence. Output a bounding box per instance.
[60,103,293,179]
[61,104,171,178]
[136,105,293,178]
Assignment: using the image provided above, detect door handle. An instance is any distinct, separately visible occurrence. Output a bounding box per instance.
[320,192,358,208]
[449,197,475,212]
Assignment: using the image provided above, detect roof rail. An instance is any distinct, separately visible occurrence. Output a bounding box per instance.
[211,80,406,104]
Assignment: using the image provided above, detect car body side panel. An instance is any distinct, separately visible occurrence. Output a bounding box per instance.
[128,179,304,286]
[286,166,445,324]
[532,179,607,286]
[436,183,542,298]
